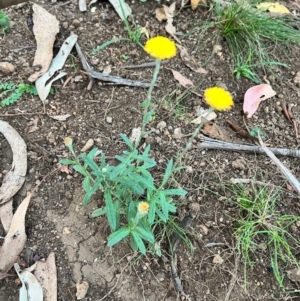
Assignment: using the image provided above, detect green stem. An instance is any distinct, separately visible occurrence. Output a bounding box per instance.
[136,59,161,147]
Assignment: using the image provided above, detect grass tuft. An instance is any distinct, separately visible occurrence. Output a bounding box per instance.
[228,183,300,287]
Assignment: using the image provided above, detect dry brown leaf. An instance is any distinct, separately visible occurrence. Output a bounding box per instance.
[0,120,27,206]
[155,7,167,22]
[28,4,60,82]
[0,192,33,273]
[201,122,231,141]
[178,45,208,74]
[167,68,194,88]
[48,114,71,121]
[163,2,176,18]
[28,116,39,133]
[34,252,57,301]
[0,120,27,232]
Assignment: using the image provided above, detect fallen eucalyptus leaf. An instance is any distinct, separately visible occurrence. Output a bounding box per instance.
[28,4,60,82]
[0,192,33,273]
[34,252,57,301]
[108,0,132,21]
[243,84,276,118]
[191,108,217,124]
[167,68,194,88]
[0,120,27,232]
[35,33,78,103]
[14,263,43,301]
[48,114,71,121]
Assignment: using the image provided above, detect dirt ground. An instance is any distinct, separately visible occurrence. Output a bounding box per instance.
[1,0,300,300]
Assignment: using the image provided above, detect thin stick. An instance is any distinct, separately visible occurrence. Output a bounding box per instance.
[258,135,300,194]
[197,135,300,158]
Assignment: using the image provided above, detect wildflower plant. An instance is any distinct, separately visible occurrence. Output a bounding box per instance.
[62,36,234,255]
[61,36,186,255]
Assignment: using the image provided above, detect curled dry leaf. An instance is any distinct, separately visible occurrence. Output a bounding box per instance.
[201,122,231,141]
[0,192,33,273]
[191,0,207,10]
[28,4,60,82]
[257,2,290,14]
[34,252,57,301]
[243,84,276,118]
[0,120,27,232]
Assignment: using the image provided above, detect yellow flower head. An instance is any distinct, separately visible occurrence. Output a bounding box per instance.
[64,137,73,147]
[144,36,176,60]
[204,87,234,111]
[138,201,149,214]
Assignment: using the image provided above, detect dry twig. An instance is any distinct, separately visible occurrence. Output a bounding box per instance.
[197,135,300,158]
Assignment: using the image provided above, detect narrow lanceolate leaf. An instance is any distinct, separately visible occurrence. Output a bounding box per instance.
[148,199,156,224]
[91,207,106,218]
[59,159,76,165]
[73,165,88,177]
[107,227,130,247]
[159,191,169,220]
[131,230,146,254]
[120,133,134,150]
[162,159,173,186]
[135,226,154,244]
[81,155,100,173]
[163,189,187,196]
[105,190,117,230]
[83,177,90,192]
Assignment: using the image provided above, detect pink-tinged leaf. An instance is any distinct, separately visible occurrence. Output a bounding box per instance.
[243,84,276,118]
[167,68,195,88]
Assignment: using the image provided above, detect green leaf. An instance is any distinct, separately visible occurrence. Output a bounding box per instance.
[135,226,154,244]
[91,37,130,55]
[105,190,117,230]
[91,207,106,217]
[120,133,134,150]
[127,201,137,221]
[131,230,146,254]
[87,147,100,159]
[59,159,76,165]
[73,165,89,177]
[81,155,100,174]
[159,191,168,220]
[83,177,90,192]
[156,208,167,222]
[163,189,187,196]
[107,227,130,247]
[148,199,156,224]
[162,159,173,186]
[83,192,93,206]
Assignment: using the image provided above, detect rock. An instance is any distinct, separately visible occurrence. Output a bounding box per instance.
[189,202,200,212]
[287,268,300,283]
[232,157,247,170]
[156,121,166,130]
[213,254,224,264]
[294,71,300,85]
[106,116,113,123]
[72,19,81,28]
[81,139,94,152]
[199,224,208,235]
[0,62,15,74]
[172,128,183,139]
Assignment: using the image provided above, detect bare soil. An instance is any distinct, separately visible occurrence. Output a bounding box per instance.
[1,1,300,300]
